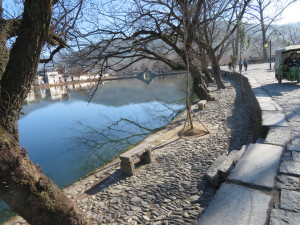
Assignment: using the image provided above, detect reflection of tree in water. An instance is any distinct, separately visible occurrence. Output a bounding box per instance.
[70,101,184,174]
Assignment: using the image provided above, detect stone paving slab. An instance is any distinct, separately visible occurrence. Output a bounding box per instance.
[287,136,300,151]
[290,122,300,132]
[277,174,300,191]
[265,126,291,146]
[258,101,277,111]
[280,161,300,176]
[271,100,283,111]
[228,143,283,189]
[280,189,300,212]
[270,209,300,225]
[292,151,300,161]
[197,183,271,225]
[262,111,289,127]
[286,112,300,122]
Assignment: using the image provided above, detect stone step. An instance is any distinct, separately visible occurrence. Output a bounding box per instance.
[228,143,283,189]
[205,146,247,187]
[197,183,271,225]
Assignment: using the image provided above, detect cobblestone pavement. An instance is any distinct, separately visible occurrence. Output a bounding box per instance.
[66,78,255,225]
[239,63,300,224]
[4,77,256,225]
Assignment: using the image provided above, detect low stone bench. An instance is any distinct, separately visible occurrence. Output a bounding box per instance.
[119,142,153,176]
[197,100,207,110]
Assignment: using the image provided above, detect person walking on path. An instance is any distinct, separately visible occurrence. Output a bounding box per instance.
[238,58,243,73]
[228,62,232,71]
[243,58,248,71]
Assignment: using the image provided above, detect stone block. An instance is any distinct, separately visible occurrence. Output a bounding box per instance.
[218,155,235,180]
[290,122,300,132]
[277,174,300,191]
[280,161,300,176]
[197,100,207,110]
[218,148,246,180]
[262,111,289,127]
[119,142,153,176]
[265,126,292,146]
[197,183,271,225]
[270,209,300,225]
[205,155,226,187]
[232,145,247,164]
[228,143,283,189]
[292,151,300,162]
[287,136,300,151]
[280,189,300,212]
[120,161,136,176]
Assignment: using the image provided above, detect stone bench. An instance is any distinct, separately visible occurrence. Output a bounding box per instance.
[119,142,153,176]
[197,100,207,110]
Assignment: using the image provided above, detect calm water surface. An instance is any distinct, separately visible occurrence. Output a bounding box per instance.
[0,74,188,223]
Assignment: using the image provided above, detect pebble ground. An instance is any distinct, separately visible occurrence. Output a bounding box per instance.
[72,77,256,225]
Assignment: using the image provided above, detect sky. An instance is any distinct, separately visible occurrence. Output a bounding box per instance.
[274,1,300,25]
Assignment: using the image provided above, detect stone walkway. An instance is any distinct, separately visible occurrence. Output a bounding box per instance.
[197,64,300,225]
[4,77,255,224]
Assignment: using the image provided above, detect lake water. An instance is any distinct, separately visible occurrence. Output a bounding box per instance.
[0,74,188,223]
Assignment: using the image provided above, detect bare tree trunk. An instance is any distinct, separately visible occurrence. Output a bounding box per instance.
[190,66,215,100]
[261,22,267,60]
[199,55,214,84]
[0,0,3,18]
[209,51,226,89]
[0,133,84,225]
[0,0,85,224]
[201,67,214,84]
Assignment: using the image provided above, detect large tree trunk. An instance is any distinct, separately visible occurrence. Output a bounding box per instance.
[0,0,86,224]
[190,65,215,101]
[209,51,226,89]
[201,67,214,83]
[0,132,85,225]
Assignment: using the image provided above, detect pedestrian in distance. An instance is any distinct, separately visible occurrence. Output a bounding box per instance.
[243,58,248,71]
[228,61,232,71]
[238,58,243,73]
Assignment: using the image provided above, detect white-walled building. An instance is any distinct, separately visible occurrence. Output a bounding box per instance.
[46,71,63,85]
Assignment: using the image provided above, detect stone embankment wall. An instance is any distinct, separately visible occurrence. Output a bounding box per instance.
[223,71,264,139]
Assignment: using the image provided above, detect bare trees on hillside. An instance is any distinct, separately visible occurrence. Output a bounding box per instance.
[247,0,297,60]
[68,0,251,100]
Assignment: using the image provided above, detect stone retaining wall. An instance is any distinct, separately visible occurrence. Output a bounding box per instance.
[223,71,264,139]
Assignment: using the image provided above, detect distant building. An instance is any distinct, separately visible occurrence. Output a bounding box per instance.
[46,71,63,84]
[37,67,63,85]
[34,76,45,86]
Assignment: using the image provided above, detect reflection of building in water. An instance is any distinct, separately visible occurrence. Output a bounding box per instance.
[66,82,97,90]
[34,76,45,86]
[49,86,69,101]
[25,89,36,103]
[65,74,102,83]
[25,88,47,104]
[37,89,47,100]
